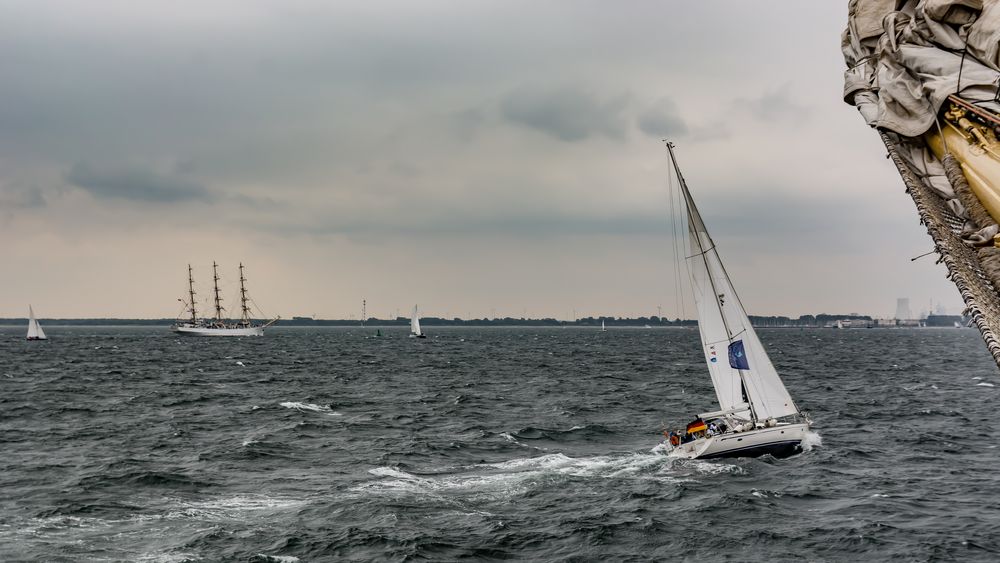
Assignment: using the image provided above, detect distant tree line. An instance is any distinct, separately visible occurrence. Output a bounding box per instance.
[0,314,875,327]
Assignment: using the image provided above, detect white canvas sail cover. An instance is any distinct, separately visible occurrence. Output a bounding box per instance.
[673,150,799,421]
[843,0,1000,136]
[27,306,46,339]
[411,305,422,336]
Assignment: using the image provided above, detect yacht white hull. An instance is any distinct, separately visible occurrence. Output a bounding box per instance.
[172,325,264,337]
[669,422,809,460]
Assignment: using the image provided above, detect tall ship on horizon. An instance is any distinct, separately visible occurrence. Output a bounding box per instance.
[844,1,1000,369]
[172,262,278,337]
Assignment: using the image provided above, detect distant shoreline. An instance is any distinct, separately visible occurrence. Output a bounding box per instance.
[0,313,966,328]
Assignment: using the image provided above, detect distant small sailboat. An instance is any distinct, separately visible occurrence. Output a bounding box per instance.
[26,305,47,341]
[410,305,426,339]
[601,319,607,332]
[172,262,278,337]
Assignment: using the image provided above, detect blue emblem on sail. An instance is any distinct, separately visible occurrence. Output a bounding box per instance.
[728,340,749,370]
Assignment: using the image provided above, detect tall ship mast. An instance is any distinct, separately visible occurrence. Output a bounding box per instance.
[187,264,198,325]
[212,261,225,324]
[172,262,279,337]
[239,262,251,327]
[843,2,1000,369]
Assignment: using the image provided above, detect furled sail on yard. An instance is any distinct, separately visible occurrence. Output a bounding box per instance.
[843,0,1000,369]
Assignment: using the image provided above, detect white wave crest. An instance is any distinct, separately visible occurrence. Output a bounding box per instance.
[751,488,783,498]
[279,402,342,416]
[802,430,823,451]
[136,553,201,563]
[977,382,995,387]
[498,432,543,450]
[254,555,300,563]
[684,459,745,475]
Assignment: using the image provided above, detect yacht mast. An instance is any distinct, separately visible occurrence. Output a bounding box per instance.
[187,264,198,324]
[239,262,251,326]
[212,261,224,322]
[665,142,758,423]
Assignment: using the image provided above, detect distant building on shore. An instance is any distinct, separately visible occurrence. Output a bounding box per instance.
[895,298,913,321]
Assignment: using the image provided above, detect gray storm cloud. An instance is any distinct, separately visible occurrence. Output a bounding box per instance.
[0,184,46,209]
[637,100,689,139]
[499,87,632,142]
[67,163,212,203]
[736,85,812,123]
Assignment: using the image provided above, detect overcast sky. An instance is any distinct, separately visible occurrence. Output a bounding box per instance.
[0,1,963,320]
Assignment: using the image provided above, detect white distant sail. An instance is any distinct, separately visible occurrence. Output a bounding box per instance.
[410,305,424,337]
[601,319,607,332]
[27,305,47,340]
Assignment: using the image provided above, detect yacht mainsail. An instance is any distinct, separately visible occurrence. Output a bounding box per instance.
[668,142,799,422]
[26,305,47,341]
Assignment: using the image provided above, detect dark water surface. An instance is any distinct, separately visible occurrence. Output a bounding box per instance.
[1,326,999,561]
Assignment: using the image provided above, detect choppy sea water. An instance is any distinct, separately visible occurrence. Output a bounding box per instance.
[1,325,998,561]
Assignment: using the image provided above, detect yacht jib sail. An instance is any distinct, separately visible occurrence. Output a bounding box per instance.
[26,305,47,341]
[661,142,809,459]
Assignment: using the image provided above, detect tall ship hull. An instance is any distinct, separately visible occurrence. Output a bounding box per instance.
[172,325,264,337]
[843,2,1000,369]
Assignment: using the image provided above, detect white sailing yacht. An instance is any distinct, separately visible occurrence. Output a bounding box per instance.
[26,305,47,341]
[661,142,811,460]
[172,262,278,337]
[601,319,607,332]
[410,305,426,338]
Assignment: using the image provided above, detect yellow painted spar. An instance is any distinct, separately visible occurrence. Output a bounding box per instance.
[925,122,1000,225]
